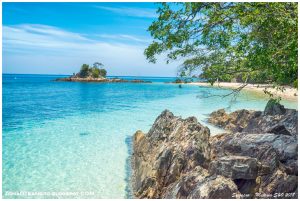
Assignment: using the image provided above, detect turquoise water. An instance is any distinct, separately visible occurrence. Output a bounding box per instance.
[2,74,297,198]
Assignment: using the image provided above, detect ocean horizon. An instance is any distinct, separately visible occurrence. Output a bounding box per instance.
[3,73,181,78]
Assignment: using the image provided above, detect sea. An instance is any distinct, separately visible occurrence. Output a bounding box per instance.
[2,74,298,198]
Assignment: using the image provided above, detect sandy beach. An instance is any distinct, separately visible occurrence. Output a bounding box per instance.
[188,82,298,101]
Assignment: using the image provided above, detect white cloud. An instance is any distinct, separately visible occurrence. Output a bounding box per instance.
[97,34,152,43]
[3,24,180,76]
[94,6,157,18]
[3,24,95,50]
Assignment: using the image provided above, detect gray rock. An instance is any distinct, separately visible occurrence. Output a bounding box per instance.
[208,104,298,138]
[163,166,240,199]
[244,109,298,137]
[210,132,298,198]
[209,156,259,180]
[258,169,298,197]
[132,110,211,198]
[281,159,298,175]
[210,133,297,172]
[264,99,286,116]
[132,105,298,199]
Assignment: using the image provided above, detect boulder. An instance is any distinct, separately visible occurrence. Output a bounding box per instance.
[164,166,240,199]
[132,110,211,198]
[209,156,259,180]
[264,99,286,116]
[257,169,298,198]
[208,109,262,132]
[208,103,298,138]
[210,133,297,172]
[210,132,298,198]
[281,159,298,176]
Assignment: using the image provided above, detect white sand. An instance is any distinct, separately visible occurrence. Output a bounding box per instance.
[187,82,298,101]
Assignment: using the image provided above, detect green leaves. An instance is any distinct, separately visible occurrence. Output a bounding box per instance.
[78,63,107,78]
[145,2,298,88]
[79,64,90,78]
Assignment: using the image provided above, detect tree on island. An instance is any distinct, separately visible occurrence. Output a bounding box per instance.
[78,62,107,78]
[79,64,90,78]
[145,2,298,99]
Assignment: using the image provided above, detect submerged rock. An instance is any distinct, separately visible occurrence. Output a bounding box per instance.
[132,103,298,199]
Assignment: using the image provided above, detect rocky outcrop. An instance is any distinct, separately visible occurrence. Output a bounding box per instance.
[132,110,212,198]
[208,109,262,132]
[209,132,298,198]
[264,99,287,116]
[209,156,259,180]
[132,102,298,199]
[208,100,298,138]
[210,133,297,169]
[164,166,240,199]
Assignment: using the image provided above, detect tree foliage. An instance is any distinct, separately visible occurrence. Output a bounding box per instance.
[93,62,104,69]
[99,69,107,77]
[145,2,298,87]
[79,64,90,78]
[91,67,101,78]
[78,62,107,78]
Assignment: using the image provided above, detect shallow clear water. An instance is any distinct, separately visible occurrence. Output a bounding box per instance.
[2,74,297,198]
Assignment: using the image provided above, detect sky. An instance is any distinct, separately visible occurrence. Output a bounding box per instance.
[3,2,181,76]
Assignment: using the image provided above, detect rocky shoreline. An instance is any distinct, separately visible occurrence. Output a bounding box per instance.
[54,77,152,83]
[131,101,298,199]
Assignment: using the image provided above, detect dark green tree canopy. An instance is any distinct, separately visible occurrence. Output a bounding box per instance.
[78,62,107,78]
[145,2,297,87]
[79,64,90,78]
[99,69,107,77]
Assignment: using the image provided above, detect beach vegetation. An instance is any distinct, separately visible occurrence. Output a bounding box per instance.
[145,2,298,97]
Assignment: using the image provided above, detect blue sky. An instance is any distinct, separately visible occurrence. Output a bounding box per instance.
[3,3,181,76]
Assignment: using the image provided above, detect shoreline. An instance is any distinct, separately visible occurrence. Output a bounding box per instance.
[186,82,298,101]
[54,77,152,83]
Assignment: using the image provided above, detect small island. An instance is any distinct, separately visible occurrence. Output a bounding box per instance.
[55,62,151,83]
